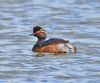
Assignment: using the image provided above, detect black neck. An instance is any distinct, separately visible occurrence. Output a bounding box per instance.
[37,38,45,44]
[33,38,45,50]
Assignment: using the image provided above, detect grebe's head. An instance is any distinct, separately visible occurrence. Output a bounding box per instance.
[32,26,46,39]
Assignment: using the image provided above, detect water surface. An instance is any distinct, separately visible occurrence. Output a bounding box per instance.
[0,0,100,83]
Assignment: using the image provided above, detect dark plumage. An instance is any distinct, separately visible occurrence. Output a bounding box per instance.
[33,26,42,33]
[31,26,76,53]
[38,38,69,47]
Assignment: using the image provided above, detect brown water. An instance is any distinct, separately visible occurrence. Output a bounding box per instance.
[0,0,100,83]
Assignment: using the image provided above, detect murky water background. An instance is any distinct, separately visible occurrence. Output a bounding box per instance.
[0,0,100,83]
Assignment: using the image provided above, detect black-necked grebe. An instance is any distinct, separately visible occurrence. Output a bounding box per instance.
[31,26,76,53]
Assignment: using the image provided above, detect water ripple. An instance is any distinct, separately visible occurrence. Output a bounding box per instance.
[0,0,100,83]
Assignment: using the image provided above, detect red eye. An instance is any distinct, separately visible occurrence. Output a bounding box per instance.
[36,31,45,36]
